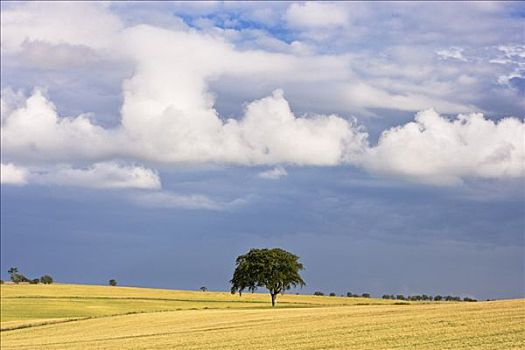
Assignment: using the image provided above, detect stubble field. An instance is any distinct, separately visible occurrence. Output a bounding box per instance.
[1,284,523,349]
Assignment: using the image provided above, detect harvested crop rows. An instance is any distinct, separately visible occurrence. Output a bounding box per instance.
[1,284,523,349]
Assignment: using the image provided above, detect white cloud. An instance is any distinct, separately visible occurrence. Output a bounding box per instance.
[0,2,122,53]
[1,57,523,186]
[132,191,245,210]
[258,166,288,180]
[223,90,367,165]
[1,89,120,163]
[436,47,468,62]
[1,23,368,167]
[285,2,349,28]
[31,162,161,189]
[0,163,28,185]
[362,109,525,185]
[342,81,477,115]
[0,88,26,124]
[17,41,101,70]
[498,45,525,59]
[1,3,524,188]
[4,2,506,117]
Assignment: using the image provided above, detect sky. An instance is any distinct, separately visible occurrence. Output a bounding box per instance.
[1,1,524,300]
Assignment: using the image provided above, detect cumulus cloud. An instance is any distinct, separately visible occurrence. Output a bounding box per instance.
[498,45,525,59]
[436,47,467,62]
[0,2,122,53]
[17,41,101,70]
[342,81,477,115]
[6,1,515,117]
[285,2,349,28]
[1,52,523,186]
[0,88,26,123]
[1,89,120,163]
[31,162,161,189]
[223,90,366,165]
[1,21,368,167]
[1,2,524,189]
[258,166,288,180]
[0,163,28,185]
[362,109,525,185]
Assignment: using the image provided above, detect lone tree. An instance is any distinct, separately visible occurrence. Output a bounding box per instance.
[230,248,305,307]
[109,279,117,286]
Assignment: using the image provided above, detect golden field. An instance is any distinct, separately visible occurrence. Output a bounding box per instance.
[1,284,524,349]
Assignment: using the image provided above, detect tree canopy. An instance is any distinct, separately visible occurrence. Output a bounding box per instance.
[230,248,305,307]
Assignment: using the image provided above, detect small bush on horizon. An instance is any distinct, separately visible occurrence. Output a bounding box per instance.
[40,275,53,284]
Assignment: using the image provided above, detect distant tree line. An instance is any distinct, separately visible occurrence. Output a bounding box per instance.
[314,291,371,298]
[382,294,476,302]
[312,290,476,302]
[2,267,53,285]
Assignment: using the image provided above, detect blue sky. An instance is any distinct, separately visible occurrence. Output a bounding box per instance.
[1,1,524,299]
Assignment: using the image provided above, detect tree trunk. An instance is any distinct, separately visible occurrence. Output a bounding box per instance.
[271,293,276,307]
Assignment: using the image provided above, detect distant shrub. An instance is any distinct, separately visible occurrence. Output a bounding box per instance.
[346,292,353,297]
[434,295,442,301]
[313,291,324,296]
[396,295,405,300]
[40,275,53,284]
[8,267,30,284]
[361,293,370,298]
[30,278,40,284]
[109,279,117,286]
[463,297,477,302]
[200,286,208,292]
[329,292,336,297]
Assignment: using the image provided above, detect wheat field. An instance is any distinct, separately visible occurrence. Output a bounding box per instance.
[1,284,523,349]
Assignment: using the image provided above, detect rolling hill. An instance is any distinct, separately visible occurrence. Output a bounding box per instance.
[1,284,523,349]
